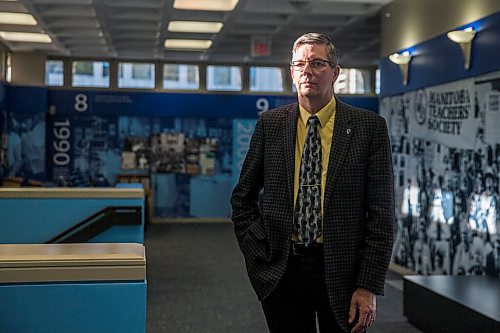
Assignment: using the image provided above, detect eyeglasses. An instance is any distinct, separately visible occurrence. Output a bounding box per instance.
[290,59,332,72]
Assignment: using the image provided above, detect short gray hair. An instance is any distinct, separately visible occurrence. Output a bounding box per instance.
[292,32,339,68]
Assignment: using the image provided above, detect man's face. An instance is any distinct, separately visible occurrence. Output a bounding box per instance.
[474,176,483,192]
[291,43,339,103]
[454,195,463,213]
[443,174,453,191]
[485,176,494,193]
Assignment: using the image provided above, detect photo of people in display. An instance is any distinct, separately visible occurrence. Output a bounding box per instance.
[383,72,500,279]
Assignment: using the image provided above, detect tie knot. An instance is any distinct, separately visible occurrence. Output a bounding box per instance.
[308,115,319,127]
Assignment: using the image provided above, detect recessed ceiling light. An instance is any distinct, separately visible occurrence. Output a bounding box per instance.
[164,39,212,50]
[0,12,37,25]
[173,0,238,11]
[0,31,51,43]
[168,21,223,33]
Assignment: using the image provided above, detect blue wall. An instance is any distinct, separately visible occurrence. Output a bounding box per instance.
[48,89,298,118]
[0,82,7,110]
[380,11,500,97]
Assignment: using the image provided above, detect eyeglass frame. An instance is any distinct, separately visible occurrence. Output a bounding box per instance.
[289,59,333,72]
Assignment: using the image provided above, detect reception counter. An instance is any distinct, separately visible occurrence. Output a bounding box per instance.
[0,243,147,333]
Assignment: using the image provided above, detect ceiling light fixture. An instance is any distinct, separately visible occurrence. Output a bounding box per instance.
[0,31,51,43]
[173,0,239,11]
[447,27,476,70]
[164,39,212,50]
[168,21,223,33]
[0,12,37,25]
[389,51,412,85]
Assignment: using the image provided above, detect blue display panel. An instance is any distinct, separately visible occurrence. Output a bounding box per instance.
[44,91,299,185]
[232,118,257,188]
[3,86,47,180]
[47,90,298,118]
[3,85,378,218]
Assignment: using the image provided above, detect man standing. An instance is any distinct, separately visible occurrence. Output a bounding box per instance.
[231,33,394,332]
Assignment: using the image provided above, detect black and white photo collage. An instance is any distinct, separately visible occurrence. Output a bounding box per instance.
[380,71,500,279]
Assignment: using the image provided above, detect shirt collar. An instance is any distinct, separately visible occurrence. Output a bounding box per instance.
[298,97,336,128]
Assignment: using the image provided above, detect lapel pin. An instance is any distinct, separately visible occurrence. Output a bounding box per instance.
[347,128,351,135]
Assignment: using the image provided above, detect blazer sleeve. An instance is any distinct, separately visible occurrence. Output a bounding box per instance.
[356,116,395,294]
[230,116,267,245]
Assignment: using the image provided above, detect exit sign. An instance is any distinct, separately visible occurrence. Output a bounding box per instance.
[251,36,271,57]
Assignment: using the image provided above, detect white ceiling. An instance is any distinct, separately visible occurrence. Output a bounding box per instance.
[2,0,393,67]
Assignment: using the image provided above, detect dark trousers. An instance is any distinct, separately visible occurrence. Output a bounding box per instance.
[261,244,345,333]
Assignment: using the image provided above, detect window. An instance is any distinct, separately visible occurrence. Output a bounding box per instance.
[206,65,241,91]
[72,61,109,87]
[187,66,198,84]
[45,60,63,86]
[164,64,179,81]
[214,67,231,85]
[6,53,11,83]
[118,62,155,89]
[132,64,152,80]
[249,67,283,92]
[375,68,380,95]
[333,68,372,94]
[163,64,199,90]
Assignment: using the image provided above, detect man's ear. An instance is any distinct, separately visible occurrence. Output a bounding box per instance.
[332,65,341,84]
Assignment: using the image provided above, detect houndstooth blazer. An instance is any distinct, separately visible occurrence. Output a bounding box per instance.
[231,99,395,331]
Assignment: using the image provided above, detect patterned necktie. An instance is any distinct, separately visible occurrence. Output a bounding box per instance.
[295,115,322,246]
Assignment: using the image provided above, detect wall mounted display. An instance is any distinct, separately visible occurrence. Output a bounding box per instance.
[1,87,377,218]
[381,71,500,278]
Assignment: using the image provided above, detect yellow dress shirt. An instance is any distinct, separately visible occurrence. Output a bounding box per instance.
[293,97,336,243]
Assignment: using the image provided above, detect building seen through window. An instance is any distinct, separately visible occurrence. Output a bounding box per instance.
[249,67,283,92]
[163,64,199,90]
[118,63,155,89]
[290,68,373,95]
[43,59,376,94]
[72,61,110,88]
[375,69,381,95]
[45,60,63,86]
[333,68,371,94]
[6,53,11,83]
[206,65,241,91]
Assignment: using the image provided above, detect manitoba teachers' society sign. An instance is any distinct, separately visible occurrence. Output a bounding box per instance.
[405,78,479,149]
[379,78,482,150]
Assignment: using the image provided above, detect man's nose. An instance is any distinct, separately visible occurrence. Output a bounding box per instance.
[300,62,313,75]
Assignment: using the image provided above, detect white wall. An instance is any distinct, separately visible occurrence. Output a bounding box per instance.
[11,52,46,86]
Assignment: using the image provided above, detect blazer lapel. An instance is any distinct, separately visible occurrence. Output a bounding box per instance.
[324,99,353,207]
[282,104,299,208]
